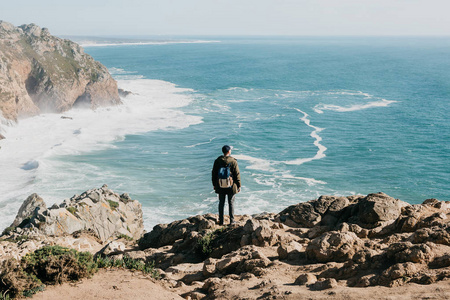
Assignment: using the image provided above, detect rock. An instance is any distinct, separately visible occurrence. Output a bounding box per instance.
[277,202,321,228]
[10,193,46,227]
[243,219,260,233]
[310,278,338,290]
[277,241,303,261]
[306,231,364,263]
[429,254,450,269]
[386,242,434,264]
[138,215,217,249]
[0,21,120,121]
[118,88,133,97]
[295,273,317,285]
[378,262,422,286]
[352,274,377,287]
[5,187,143,242]
[214,246,271,275]
[352,193,408,228]
[203,258,217,276]
[254,220,277,246]
[201,277,222,295]
[98,241,125,256]
[413,227,450,246]
[180,291,206,300]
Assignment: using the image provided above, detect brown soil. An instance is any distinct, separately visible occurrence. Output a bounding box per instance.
[32,268,450,300]
[32,269,183,300]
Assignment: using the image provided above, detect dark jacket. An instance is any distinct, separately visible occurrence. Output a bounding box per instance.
[212,155,241,195]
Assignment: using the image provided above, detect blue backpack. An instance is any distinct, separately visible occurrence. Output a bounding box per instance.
[218,163,233,188]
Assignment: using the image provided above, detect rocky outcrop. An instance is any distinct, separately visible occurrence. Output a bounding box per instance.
[3,191,450,299]
[0,21,121,122]
[129,192,450,298]
[4,185,143,243]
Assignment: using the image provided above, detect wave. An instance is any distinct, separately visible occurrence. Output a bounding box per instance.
[185,137,217,148]
[284,109,327,165]
[80,40,221,47]
[314,99,397,114]
[0,78,202,231]
[232,154,278,172]
[280,174,327,185]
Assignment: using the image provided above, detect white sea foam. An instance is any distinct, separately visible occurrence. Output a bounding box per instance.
[0,79,202,230]
[232,154,278,172]
[80,40,220,48]
[314,99,397,114]
[185,137,217,148]
[280,174,327,185]
[285,109,327,165]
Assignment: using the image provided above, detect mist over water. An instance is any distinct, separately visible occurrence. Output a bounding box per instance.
[1,37,449,231]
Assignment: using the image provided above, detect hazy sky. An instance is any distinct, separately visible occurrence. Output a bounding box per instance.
[1,0,449,36]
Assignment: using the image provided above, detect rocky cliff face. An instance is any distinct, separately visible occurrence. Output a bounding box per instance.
[4,185,143,243]
[0,21,121,121]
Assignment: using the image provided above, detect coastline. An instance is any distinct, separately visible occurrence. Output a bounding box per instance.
[2,187,450,299]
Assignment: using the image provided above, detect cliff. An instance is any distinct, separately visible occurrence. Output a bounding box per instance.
[2,189,450,299]
[0,21,121,122]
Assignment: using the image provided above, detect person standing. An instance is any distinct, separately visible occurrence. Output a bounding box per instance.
[212,145,241,225]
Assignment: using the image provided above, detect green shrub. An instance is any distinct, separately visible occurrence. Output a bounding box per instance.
[66,207,78,216]
[107,200,119,211]
[22,245,97,284]
[117,234,133,241]
[197,227,226,258]
[95,256,159,279]
[0,259,43,299]
[0,292,11,300]
[0,245,159,299]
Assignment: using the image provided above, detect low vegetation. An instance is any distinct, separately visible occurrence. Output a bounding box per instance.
[197,227,227,257]
[107,200,119,211]
[0,245,158,299]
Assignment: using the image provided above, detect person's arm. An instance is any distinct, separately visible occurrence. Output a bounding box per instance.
[212,160,218,189]
[233,160,241,192]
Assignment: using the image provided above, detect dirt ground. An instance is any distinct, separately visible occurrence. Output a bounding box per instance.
[32,268,450,300]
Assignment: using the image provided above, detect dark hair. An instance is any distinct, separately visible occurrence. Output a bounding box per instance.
[222,145,232,154]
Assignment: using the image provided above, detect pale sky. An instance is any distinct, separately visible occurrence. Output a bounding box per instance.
[1,0,449,36]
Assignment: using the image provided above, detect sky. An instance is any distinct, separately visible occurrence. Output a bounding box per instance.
[1,0,449,36]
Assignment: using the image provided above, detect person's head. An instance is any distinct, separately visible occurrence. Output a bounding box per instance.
[222,145,233,156]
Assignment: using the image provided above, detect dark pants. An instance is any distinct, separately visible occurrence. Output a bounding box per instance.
[218,192,235,225]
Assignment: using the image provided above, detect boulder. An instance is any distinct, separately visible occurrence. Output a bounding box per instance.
[352,193,408,228]
[310,278,338,290]
[277,202,321,228]
[98,241,126,256]
[378,262,422,286]
[10,193,46,228]
[306,231,364,263]
[213,246,271,275]
[5,186,143,242]
[138,215,216,249]
[294,273,317,285]
[386,242,434,264]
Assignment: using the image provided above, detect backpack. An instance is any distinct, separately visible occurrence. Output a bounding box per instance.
[218,163,233,188]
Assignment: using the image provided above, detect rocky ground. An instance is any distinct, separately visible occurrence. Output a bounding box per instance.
[2,188,450,299]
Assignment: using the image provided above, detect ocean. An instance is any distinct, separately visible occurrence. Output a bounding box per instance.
[0,36,449,231]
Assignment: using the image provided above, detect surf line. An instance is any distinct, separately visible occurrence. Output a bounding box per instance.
[284,108,327,165]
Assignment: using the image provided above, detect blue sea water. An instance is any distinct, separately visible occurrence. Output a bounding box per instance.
[0,36,449,230]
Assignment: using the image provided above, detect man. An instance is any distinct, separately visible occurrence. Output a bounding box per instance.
[212,145,241,225]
